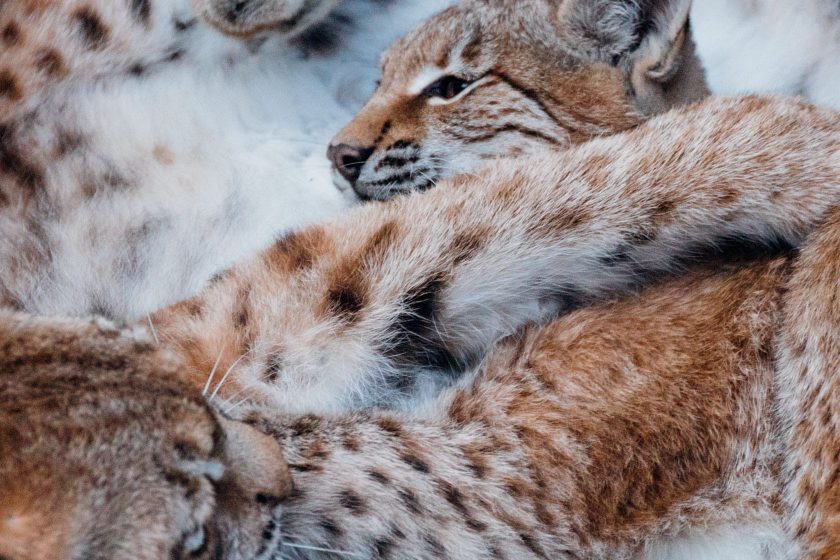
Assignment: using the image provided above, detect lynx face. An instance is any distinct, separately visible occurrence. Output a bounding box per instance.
[328,0,706,200]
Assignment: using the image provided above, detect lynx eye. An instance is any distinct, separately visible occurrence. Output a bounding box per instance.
[422,76,472,100]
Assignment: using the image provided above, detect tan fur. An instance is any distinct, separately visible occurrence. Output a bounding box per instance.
[192,0,341,38]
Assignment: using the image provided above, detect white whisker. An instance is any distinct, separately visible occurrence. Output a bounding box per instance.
[281,542,364,558]
[209,350,250,401]
[146,314,160,344]
[203,347,225,397]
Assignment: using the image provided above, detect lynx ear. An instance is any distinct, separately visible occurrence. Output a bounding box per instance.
[624,0,707,114]
[560,0,706,114]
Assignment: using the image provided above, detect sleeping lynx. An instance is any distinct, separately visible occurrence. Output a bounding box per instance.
[5,93,840,559]
[3,1,840,560]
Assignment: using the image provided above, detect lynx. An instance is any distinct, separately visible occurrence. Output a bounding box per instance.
[6,94,838,559]
[3,1,840,560]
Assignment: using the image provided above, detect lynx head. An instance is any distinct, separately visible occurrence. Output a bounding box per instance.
[0,313,291,560]
[193,0,340,37]
[328,0,707,200]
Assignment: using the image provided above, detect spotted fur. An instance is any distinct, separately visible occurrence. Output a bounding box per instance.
[0,0,356,320]
[144,94,840,558]
[153,95,840,411]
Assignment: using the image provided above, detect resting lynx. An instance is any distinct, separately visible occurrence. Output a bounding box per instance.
[5,94,840,559]
[4,3,840,560]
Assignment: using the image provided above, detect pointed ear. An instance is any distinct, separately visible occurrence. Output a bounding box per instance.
[624,0,708,114]
[559,0,707,114]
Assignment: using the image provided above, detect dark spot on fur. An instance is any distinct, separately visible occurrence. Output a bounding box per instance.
[292,12,354,57]
[400,453,430,474]
[234,288,250,328]
[261,518,276,541]
[339,490,367,514]
[342,432,361,452]
[35,49,65,76]
[375,417,403,437]
[320,517,343,537]
[398,488,421,514]
[73,8,110,50]
[367,469,390,485]
[0,125,44,191]
[374,121,392,146]
[166,49,185,62]
[54,129,84,159]
[290,462,323,473]
[270,228,326,273]
[174,18,196,32]
[130,0,151,24]
[264,355,284,383]
[162,468,201,498]
[289,415,321,437]
[460,30,483,63]
[129,63,147,76]
[208,271,228,285]
[519,532,545,557]
[54,130,84,158]
[1,22,20,46]
[382,274,474,381]
[467,518,488,532]
[425,535,447,557]
[375,536,395,559]
[387,140,414,151]
[327,282,366,321]
[440,481,466,513]
[374,154,420,171]
[450,230,486,265]
[0,70,22,101]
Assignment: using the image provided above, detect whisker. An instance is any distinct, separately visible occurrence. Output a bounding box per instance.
[209,350,251,401]
[209,342,281,402]
[146,314,160,344]
[203,347,226,397]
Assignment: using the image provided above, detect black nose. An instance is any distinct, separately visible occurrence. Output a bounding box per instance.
[327,143,374,185]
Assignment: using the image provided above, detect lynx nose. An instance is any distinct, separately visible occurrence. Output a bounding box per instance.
[327,143,373,185]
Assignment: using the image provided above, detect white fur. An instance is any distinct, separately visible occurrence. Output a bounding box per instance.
[642,524,794,560]
[6,0,455,320]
